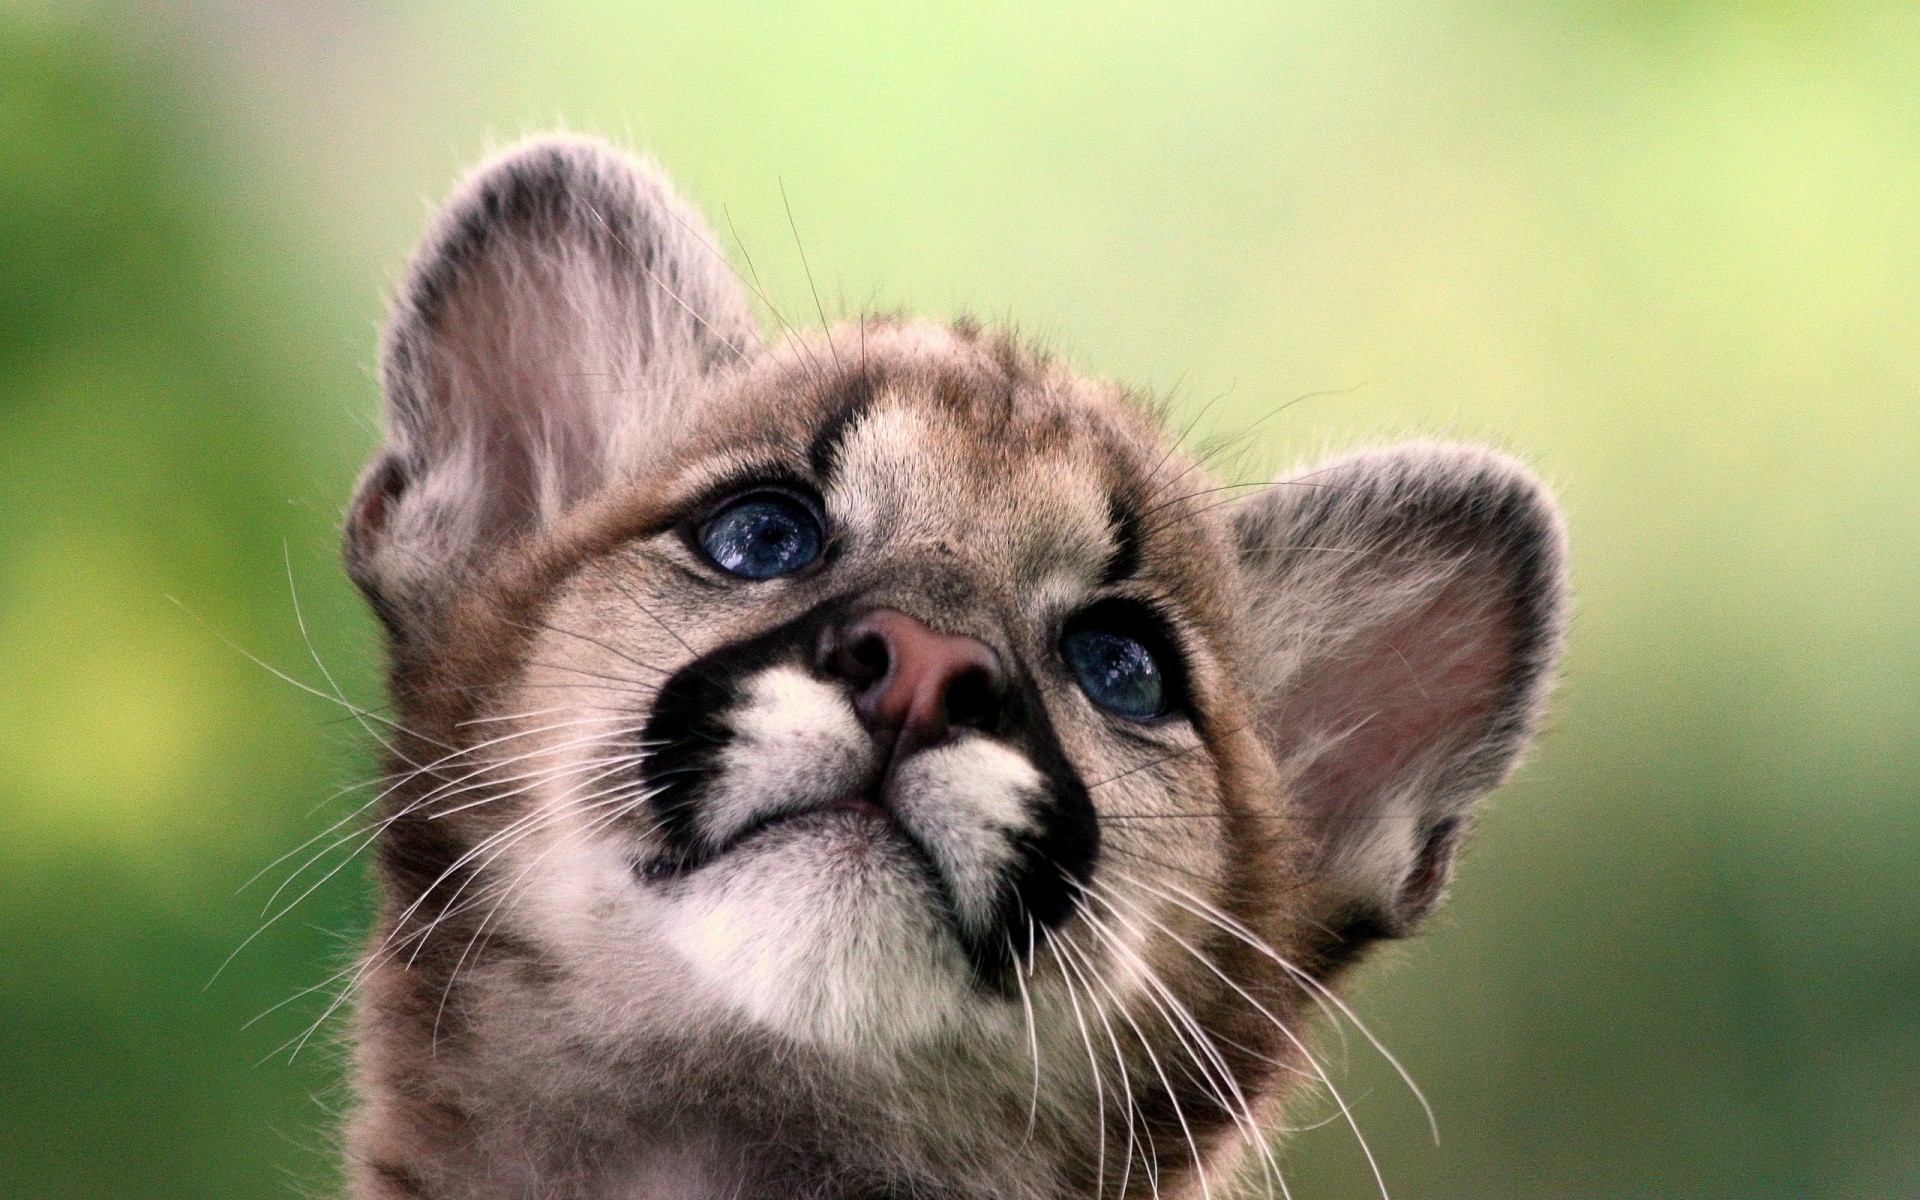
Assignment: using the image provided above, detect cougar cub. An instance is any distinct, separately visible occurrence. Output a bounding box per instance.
[338,137,1567,1200]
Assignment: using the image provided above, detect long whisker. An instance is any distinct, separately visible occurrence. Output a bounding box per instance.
[1122,871,1437,1143]
[1059,925,1150,1200]
[1108,872,1406,1199]
[281,544,418,767]
[1053,920,1180,1200]
[429,783,665,1045]
[166,594,450,754]
[250,715,625,904]
[1006,921,1044,1139]
[780,180,841,374]
[1081,893,1272,1200]
[1040,923,1115,1199]
[723,204,829,384]
[338,742,647,980]
[224,721,633,985]
[279,754,657,1060]
[1085,883,1292,1200]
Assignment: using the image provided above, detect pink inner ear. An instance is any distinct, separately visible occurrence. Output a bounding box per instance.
[418,260,620,536]
[356,481,390,537]
[1269,567,1515,844]
[353,457,407,539]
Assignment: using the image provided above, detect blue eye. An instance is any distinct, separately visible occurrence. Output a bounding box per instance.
[1061,625,1166,720]
[697,492,824,579]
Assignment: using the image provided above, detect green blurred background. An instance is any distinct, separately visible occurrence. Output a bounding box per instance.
[3,2,1915,1196]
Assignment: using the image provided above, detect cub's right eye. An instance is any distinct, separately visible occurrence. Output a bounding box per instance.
[697,492,824,579]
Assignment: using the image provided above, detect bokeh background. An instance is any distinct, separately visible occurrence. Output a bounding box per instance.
[4,2,1916,1196]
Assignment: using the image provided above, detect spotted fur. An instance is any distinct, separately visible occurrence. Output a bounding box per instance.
[338,136,1569,1200]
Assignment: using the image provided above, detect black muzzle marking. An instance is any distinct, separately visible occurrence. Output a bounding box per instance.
[634,595,1098,983]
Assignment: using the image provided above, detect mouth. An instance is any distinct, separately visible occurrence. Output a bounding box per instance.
[638,789,914,882]
[821,792,892,822]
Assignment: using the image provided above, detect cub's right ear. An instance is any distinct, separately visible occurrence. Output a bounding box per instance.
[345,136,757,640]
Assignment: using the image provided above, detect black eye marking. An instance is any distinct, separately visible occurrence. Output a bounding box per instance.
[696,490,825,580]
[1059,600,1187,722]
[1101,493,1143,586]
[807,380,876,481]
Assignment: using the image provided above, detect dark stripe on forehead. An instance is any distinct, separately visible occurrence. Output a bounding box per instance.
[806,373,878,481]
[1101,492,1144,586]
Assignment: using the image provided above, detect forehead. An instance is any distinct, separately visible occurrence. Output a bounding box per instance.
[679,322,1178,585]
[830,396,1118,582]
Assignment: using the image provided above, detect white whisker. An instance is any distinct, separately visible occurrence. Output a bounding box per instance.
[1104,871,1397,1200]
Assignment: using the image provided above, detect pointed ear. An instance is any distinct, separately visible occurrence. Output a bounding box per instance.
[344,136,757,637]
[1231,443,1569,940]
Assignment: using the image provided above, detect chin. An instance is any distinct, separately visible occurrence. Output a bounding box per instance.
[654,813,979,1051]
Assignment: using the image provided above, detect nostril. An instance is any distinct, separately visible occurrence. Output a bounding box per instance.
[846,631,891,687]
[943,665,1002,734]
[819,623,893,692]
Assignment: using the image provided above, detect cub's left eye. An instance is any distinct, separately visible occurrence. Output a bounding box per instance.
[698,492,824,579]
[1061,624,1166,720]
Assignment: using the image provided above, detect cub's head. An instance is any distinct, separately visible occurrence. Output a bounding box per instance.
[342,138,1566,1198]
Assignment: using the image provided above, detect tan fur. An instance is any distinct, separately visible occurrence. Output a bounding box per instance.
[337,138,1568,1200]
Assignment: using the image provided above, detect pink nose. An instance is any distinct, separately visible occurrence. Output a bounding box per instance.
[832,609,1004,752]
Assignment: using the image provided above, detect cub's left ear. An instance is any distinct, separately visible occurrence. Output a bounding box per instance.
[1231,443,1569,940]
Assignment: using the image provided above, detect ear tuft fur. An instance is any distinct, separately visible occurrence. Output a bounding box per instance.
[1232,443,1569,938]
[345,136,757,639]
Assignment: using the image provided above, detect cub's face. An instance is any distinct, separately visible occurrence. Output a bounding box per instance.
[342,137,1567,1198]
[499,338,1249,1048]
